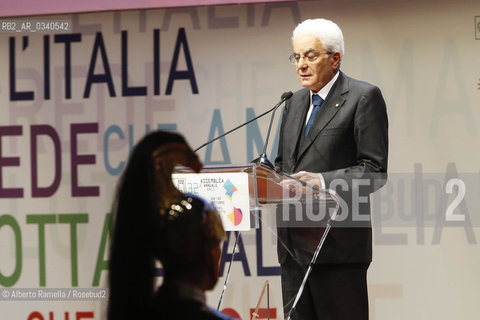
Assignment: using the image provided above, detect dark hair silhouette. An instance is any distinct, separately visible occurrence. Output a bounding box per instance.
[107,131,225,320]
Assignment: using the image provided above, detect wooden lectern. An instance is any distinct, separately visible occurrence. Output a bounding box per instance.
[174,162,337,231]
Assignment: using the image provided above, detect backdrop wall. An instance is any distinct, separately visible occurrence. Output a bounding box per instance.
[1,1,479,319]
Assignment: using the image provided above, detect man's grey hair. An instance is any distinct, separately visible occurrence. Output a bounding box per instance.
[292,18,345,57]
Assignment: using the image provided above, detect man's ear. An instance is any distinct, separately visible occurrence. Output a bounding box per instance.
[331,51,341,70]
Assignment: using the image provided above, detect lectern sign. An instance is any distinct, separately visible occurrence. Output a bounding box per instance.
[172,172,251,231]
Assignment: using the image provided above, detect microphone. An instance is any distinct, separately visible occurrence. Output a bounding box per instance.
[193,91,293,154]
[251,91,293,169]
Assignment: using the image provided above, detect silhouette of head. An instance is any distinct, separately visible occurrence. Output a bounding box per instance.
[108,131,225,320]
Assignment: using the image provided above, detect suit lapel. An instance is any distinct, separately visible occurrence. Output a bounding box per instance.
[289,89,310,159]
[296,72,349,162]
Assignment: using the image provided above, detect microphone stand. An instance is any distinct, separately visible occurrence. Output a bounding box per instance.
[250,103,281,169]
[194,92,292,153]
[251,92,293,170]
[285,188,340,320]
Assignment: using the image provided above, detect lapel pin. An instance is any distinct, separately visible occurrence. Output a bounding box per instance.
[335,103,339,107]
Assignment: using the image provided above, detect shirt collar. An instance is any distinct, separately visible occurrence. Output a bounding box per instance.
[310,71,340,101]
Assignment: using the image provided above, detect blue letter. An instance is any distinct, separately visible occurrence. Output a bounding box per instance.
[104,125,125,176]
[121,31,147,96]
[54,33,82,99]
[84,32,116,98]
[165,28,198,95]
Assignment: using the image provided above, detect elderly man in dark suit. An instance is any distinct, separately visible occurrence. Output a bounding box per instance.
[275,18,388,320]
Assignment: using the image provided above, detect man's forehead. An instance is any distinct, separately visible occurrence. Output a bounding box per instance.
[293,34,322,51]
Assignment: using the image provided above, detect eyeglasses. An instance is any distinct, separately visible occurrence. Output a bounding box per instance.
[289,51,332,65]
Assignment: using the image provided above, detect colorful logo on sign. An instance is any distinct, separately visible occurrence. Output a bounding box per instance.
[223,179,243,226]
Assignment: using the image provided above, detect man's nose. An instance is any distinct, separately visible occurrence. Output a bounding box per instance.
[298,62,308,70]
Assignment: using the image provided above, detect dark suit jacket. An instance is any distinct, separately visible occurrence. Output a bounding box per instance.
[274,71,388,265]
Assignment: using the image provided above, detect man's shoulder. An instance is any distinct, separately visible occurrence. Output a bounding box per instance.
[292,87,310,97]
[285,87,309,110]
